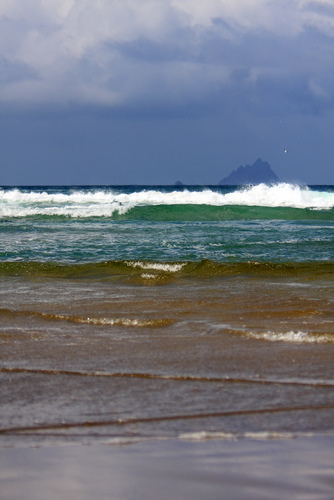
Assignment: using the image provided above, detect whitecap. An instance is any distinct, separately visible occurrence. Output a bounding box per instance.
[246,330,333,343]
[1,184,333,218]
[125,261,186,272]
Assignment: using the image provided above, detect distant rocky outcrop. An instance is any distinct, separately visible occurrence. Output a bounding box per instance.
[218,158,279,185]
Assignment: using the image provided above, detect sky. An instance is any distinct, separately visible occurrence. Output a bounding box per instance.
[1,0,334,185]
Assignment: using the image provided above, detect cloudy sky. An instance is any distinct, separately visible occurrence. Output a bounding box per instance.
[1,0,334,185]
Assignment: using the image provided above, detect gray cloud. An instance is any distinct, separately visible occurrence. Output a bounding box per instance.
[1,0,334,115]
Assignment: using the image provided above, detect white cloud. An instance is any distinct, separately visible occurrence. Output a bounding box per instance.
[1,0,334,109]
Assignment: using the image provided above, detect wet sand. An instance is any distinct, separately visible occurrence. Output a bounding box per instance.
[1,436,334,500]
[1,260,333,499]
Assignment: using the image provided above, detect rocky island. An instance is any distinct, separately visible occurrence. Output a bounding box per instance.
[219,158,279,185]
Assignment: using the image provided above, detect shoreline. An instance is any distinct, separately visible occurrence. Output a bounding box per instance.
[1,434,334,500]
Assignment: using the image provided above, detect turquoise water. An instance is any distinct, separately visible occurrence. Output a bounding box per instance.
[1,183,333,265]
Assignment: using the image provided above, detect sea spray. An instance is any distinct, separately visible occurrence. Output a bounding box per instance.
[1,184,333,218]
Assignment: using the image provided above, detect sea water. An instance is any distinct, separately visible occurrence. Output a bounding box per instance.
[0,183,333,446]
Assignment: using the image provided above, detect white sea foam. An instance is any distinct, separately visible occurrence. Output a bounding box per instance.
[178,431,310,441]
[0,184,333,217]
[45,313,171,327]
[223,183,334,209]
[246,330,334,343]
[125,261,186,272]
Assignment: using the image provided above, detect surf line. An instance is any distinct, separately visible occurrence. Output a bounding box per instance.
[1,367,333,387]
[2,403,334,435]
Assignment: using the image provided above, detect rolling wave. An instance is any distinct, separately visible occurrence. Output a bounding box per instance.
[0,184,333,220]
[244,329,334,344]
[0,308,172,328]
[0,259,332,279]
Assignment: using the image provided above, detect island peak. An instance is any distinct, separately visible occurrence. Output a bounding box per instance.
[219,158,279,185]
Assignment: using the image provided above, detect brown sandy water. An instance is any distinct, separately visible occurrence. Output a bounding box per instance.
[0,266,333,499]
[0,271,333,446]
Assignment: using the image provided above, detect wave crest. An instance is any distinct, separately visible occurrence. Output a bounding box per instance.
[245,330,334,343]
[1,184,333,218]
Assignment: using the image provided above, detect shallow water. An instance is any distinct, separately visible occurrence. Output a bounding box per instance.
[0,184,333,446]
[1,269,333,446]
[2,437,334,500]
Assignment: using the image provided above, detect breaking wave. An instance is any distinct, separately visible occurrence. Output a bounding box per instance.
[245,330,334,344]
[0,259,332,280]
[0,184,333,219]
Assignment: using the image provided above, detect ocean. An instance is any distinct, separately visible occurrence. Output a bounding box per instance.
[0,182,333,447]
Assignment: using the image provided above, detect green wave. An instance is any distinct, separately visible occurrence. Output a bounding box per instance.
[0,259,333,280]
[3,204,333,221]
[105,205,334,221]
